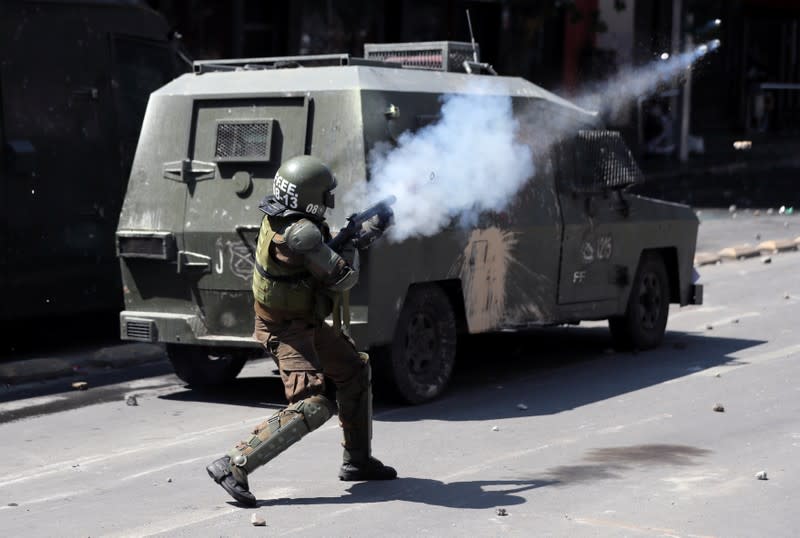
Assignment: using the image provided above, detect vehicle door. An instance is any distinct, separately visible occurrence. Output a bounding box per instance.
[177,96,312,336]
[555,130,642,305]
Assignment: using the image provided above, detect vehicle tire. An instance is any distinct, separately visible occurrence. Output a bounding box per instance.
[379,285,458,404]
[166,345,248,387]
[608,252,670,351]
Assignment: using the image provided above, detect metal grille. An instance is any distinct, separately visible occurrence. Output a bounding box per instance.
[215,121,271,160]
[364,42,478,72]
[369,49,444,70]
[125,319,156,342]
[575,130,643,192]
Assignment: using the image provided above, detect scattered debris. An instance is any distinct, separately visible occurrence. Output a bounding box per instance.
[496,508,508,516]
[785,293,791,300]
[762,257,772,264]
[71,381,88,391]
[732,319,740,324]
[728,204,737,213]
[779,206,786,215]
[755,233,761,240]
[715,373,721,378]
[754,210,761,216]
[756,471,768,480]
[7,502,18,507]
[251,513,267,526]
[706,324,714,331]
[126,395,139,406]
[713,403,725,412]
[492,426,500,432]
[167,478,173,483]
[516,403,528,411]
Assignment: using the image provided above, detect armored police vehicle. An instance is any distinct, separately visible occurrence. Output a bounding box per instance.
[117,42,703,403]
[0,0,179,321]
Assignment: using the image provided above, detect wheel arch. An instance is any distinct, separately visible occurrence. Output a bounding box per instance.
[399,279,468,334]
[641,247,680,303]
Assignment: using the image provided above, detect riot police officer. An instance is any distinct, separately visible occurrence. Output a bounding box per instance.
[206,155,396,507]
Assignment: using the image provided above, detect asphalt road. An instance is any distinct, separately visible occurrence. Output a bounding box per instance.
[0,214,799,537]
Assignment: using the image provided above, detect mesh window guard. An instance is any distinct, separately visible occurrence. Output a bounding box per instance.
[215,121,272,160]
[575,130,644,192]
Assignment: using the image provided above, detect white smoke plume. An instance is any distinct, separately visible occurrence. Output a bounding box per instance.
[575,39,721,115]
[349,40,720,242]
[353,79,535,242]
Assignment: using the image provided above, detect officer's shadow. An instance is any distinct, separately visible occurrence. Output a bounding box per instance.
[253,476,556,509]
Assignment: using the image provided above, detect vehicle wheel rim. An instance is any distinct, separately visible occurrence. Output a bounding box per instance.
[404,312,439,378]
[637,272,662,330]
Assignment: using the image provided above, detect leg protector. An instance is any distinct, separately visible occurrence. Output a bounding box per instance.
[336,353,372,464]
[229,394,333,475]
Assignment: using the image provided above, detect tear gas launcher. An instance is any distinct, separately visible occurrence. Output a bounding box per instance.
[328,195,397,251]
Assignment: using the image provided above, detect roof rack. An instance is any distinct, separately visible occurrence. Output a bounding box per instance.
[193,54,398,74]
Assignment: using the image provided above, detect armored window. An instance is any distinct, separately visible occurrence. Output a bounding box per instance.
[214,120,273,162]
[574,130,643,193]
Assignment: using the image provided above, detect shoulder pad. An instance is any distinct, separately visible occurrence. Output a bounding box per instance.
[284,219,324,253]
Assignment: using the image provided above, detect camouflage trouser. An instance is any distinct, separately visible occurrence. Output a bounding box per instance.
[240,315,372,464]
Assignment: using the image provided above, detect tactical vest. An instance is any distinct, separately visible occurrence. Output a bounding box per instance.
[252,216,333,319]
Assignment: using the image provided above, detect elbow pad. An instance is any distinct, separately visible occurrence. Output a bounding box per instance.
[327,245,359,292]
[285,219,358,288]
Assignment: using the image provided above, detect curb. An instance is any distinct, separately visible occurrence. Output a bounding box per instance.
[696,237,800,267]
[0,343,167,386]
[717,244,761,260]
[758,239,798,253]
[694,252,721,266]
[0,358,74,385]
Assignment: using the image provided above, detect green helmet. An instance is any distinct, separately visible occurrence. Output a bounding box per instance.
[260,155,337,220]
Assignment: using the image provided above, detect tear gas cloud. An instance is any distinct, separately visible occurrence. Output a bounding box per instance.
[349,79,535,242]
[349,40,720,242]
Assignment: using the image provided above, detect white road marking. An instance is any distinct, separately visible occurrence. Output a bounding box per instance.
[0,418,261,488]
[0,410,337,489]
[121,454,217,481]
[694,311,760,331]
[597,414,673,434]
[107,506,241,538]
[0,395,68,413]
[668,305,726,320]
[700,344,800,377]
[0,489,89,511]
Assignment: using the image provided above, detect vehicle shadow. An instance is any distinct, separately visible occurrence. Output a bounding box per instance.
[379,325,765,422]
[161,325,764,424]
[244,443,710,510]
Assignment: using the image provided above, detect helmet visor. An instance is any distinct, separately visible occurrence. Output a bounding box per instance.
[324,190,335,209]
